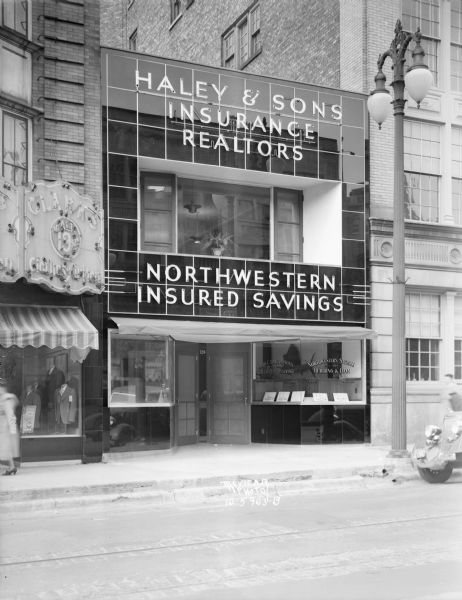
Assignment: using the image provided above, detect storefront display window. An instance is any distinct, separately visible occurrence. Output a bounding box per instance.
[110,334,173,405]
[0,346,81,437]
[254,338,363,403]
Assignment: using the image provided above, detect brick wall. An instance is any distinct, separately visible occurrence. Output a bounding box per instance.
[31,0,101,199]
[101,0,340,88]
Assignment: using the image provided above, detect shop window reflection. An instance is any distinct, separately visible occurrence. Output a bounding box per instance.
[110,334,173,405]
[0,347,82,438]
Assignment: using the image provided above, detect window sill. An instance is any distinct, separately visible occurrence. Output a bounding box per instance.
[238,48,262,70]
[0,92,43,118]
[169,13,183,31]
[0,25,42,53]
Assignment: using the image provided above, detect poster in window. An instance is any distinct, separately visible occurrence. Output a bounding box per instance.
[276,391,290,403]
[21,406,36,434]
[262,391,277,402]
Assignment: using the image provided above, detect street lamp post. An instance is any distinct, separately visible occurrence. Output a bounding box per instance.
[367,20,433,457]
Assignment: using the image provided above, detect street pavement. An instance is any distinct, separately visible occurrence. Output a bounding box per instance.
[1,475,461,599]
[0,444,421,511]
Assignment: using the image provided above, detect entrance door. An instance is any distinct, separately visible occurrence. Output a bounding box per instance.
[207,344,250,444]
[175,342,199,445]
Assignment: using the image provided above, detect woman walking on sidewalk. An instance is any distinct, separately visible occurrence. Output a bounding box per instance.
[0,379,20,475]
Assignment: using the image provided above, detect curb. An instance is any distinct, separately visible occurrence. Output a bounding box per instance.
[0,464,419,512]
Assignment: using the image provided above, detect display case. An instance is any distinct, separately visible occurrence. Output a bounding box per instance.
[251,339,367,444]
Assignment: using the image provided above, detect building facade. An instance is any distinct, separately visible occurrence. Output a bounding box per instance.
[102,47,372,452]
[100,0,462,447]
[0,0,104,462]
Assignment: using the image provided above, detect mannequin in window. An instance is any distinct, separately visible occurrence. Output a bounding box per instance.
[45,359,65,432]
[54,380,77,433]
[24,383,42,431]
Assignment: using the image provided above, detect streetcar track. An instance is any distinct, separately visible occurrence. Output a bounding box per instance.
[2,510,461,568]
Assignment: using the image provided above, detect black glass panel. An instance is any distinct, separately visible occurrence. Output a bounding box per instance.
[107,54,137,89]
[108,121,137,155]
[109,219,137,251]
[138,283,166,314]
[139,93,165,127]
[246,290,270,319]
[193,133,220,165]
[293,87,319,120]
[108,251,138,279]
[319,123,340,153]
[343,240,365,269]
[270,83,295,116]
[139,126,165,159]
[137,60,166,94]
[342,267,365,290]
[270,291,296,320]
[343,155,365,184]
[342,211,364,240]
[294,118,318,150]
[318,92,341,123]
[166,286,194,316]
[340,407,366,442]
[269,405,284,442]
[319,294,343,321]
[247,138,271,172]
[108,154,137,187]
[342,183,364,212]
[343,300,365,323]
[193,256,219,286]
[244,77,270,112]
[167,129,193,161]
[269,263,295,292]
[301,406,323,444]
[108,292,138,313]
[342,97,365,128]
[109,407,171,451]
[319,152,340,180]
[342,126,364,157]
[139,253,166,284]
[295,148,318,178]
[251,405,269,443]
[220,138,245,169]
[283,406,301,444]
[220,288,245,318]
[194,287,220,317]
[108,88,137,122]
[220,73,246,109]
[166,255,194,286]
[109,186,137,220]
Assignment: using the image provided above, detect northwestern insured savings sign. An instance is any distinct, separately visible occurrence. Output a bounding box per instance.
[129,254,365,323]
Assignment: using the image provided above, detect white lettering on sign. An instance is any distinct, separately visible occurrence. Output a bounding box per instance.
[134,66,347,164]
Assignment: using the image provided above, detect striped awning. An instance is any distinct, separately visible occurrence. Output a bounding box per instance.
[0,306,99,358]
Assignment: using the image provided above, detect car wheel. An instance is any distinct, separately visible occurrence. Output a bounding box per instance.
[417,464,453,483]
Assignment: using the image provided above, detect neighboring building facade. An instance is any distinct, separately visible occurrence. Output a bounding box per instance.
[100,0,462,447]
[0,0,104,462]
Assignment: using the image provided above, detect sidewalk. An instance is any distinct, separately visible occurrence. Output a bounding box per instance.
[0,444,418,511]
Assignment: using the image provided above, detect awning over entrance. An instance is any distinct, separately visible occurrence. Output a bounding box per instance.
[113,317,377,343]
[0,306,99,361]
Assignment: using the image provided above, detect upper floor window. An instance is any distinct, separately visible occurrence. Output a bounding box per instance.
[129,28,137,51]
[1,0,28,37]
[0,40,31,103]
[170,0,181,23]
[140,173,303,263]
[405,292,440,381]
[1,109,28,185]
[404,120,440,222]
[451,0,462,91]
[451,127,462,225]
[403,0,439,85]
[222,3,261,69]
